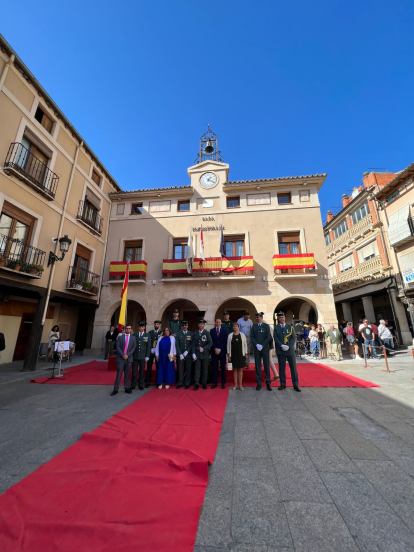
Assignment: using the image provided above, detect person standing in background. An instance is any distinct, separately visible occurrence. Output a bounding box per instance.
[370,320,380,347]
[168,308,182,337]
[325,325,343,361]
[47,325,60,361]
[104,325,118,359]
[221,311,234,335]
[237,311,253,365]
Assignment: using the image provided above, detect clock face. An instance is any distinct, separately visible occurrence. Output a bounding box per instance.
[200,172,218,189]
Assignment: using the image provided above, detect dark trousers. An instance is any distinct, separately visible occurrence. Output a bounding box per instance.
[212,353,227,385]
[178,353,192,386]
[145,354,158,385]
[114,360,131,390]
[277,353,299,387]
[131,358,146,388]
[254,349,270,386]
[195,357,208,385]
[104,340,115,359]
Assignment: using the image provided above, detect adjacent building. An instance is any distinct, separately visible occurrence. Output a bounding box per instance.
[0,35,121,366]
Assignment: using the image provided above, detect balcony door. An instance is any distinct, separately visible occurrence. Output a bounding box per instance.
[72,244,92,284]
[0,202,34,261]
[173,240,188,260]
[18,136,49,185]
[224,236,245,257]
[124,241,142,262]
[278,232,302,273]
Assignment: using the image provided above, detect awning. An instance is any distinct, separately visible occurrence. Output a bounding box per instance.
[388,204,412,246]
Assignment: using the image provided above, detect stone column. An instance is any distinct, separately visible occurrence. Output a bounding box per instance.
[341,301,353,323]
[361,296,376,323]
[388,289,412,345]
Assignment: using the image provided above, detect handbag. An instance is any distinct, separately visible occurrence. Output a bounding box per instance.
[168,353,174,362]
[227,362,233,371]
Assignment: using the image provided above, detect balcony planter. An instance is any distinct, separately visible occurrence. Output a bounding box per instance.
[7,260,21,271]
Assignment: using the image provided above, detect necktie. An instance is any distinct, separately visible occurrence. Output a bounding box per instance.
[217,329,219,336]
[124,335,129,354]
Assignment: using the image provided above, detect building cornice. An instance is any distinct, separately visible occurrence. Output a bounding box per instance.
[109,186,194,200]
[223,174,327,192]
[375,163,414,201]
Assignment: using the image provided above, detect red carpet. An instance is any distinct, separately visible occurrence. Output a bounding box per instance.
[31,360,380,388]
[0,388,229,552]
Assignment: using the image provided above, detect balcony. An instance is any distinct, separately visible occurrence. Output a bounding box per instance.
[76,201,103,235]
[108,261,147,283]
[4,142,59,200]
[331,255,388,289]
[326,214,379,258]
[162,256,255,280]
[0,233,46,278]
[273,253,316,279]
[66,265,100,295]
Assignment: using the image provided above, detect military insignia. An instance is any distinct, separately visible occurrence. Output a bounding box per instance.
[144,337,148,341]
[202,335,207,342]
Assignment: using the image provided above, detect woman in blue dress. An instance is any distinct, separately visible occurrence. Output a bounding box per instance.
[155,327,176,389]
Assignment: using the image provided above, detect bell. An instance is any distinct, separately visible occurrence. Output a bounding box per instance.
[204,139,214,154]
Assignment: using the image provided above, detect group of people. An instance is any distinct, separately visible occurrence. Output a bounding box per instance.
[109,309,301,396]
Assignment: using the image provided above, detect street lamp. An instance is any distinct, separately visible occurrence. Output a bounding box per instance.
[48,235,72,266]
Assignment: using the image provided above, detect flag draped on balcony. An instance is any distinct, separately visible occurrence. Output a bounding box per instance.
[186,227,193,275]
[118,262,129,331]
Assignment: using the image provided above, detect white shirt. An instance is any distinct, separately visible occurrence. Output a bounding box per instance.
[378,324,392,339]
[238,318,253,337]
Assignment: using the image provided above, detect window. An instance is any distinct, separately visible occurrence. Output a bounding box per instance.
[71,244,92,283]
[299,190,310,202]
[277,192,291,205]
[173,239,188,260]
[339,254,354,272]
[224,236,245,257]
[178,200,190,212]
[351,202,369,224]
[278,232,301,255]
[116,203,125,215]
[386,190,399,203]
[18,135,49,180]
[131,203,143,215]
[358,241,379,263]
[34,106,53,134]
[124,240,142,262]
[0,202,35,260]
[81,200,98,226]
[324,233,331,246]
[329,264,337,277]
[333,220,347,239]
[227,196,240,209]
[91,169,101,186]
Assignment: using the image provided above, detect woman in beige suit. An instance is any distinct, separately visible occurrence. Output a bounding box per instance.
[227,322,249,390]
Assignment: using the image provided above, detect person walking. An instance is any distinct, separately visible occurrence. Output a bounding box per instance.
[210,319,228,389]
[146,320,162,387]
[309,324,320,358]
[155,327,176,389]
[227,322,248,390]
[268,335,279,381]
[251,312,272,391]
[221,311,234,335]
[361,319,379,359]
[131,321,151,390]
[325,325,343,361]
[193,319,213,390]
[274,312,300,391]
[378,319,394,356]
[346,322,360,359]
[237,311,253,364]
[112,324,136,396]
[175,320,195,389]
[104,325,118,359]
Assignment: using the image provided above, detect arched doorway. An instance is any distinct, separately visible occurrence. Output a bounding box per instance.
[111,300,147,330]
[214,298,257,324]
[161,299,202,332]
[274,297,318,326]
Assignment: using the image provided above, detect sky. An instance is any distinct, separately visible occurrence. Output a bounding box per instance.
[1,0,413,218]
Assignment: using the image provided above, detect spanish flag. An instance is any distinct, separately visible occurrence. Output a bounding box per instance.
[118,261,129,331]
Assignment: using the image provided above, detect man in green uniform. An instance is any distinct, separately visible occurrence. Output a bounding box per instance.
[193,318,213,390]
[146,320,162,387]
[131,321,151,390]
[273,311,300,392]
[175,320,195,389]
[168,308,182,337]
[221,311,233,335]
[251,312,272,391]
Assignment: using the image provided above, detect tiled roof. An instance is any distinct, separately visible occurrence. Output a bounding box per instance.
[375,163,414,199]
[109,185,192,196]
[225,174,327,185]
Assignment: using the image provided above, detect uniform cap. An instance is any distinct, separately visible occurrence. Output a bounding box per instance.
[173,308,179,314]
[181,320,188,325]
[277,311,285,317]
[138,321,147,326]
[255,312,264,317]
[198,318,207,324]
[223,311,230,315]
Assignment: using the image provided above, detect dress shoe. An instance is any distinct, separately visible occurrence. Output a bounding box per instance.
[125,388,132,394]
[278,385,286,391]
[176,384,183,389]
[221,384,226,389]
[256,385,261,391]
[266,384,272,391]
[294,386,301,392]
[194,384,199,391]
[202,384,207,390]
[110,390,118,396]
[211,384,217,389]
[145,383,150,388]
[185,385,190,389]
[139,385,144,390]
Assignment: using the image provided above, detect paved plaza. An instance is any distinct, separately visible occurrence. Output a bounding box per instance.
[1,352,414,551]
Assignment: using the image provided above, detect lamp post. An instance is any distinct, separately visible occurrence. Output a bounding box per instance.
[22,235,72,372]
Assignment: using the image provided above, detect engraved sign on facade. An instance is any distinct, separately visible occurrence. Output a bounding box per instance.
[202,216,215,221]
[149,200,171,212]
[247,193,271,206]
[193,225,224,232]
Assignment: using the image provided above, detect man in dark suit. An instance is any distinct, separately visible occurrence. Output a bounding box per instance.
[210,318,228,389]
[193,318,213,390]
[112,324,136,396]
[104,325,118,359]
[251,312,272,391]
[175,320,195,389]
[146,320,162,387]
[273,311,300,392]
[131,321,151,390]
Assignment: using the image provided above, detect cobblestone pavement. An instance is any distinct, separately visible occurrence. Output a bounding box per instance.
[1,353,414,551]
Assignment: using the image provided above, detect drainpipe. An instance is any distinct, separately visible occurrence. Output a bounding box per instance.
[0,54,15,93]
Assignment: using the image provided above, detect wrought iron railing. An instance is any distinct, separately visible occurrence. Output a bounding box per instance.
[66,265,100,295]
[331,255,384,286]
[4,142,59,199]
[0,233,46,276]
[76,200,103,234]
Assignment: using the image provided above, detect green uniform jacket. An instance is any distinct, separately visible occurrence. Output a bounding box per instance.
[149,329,163,351]
[132,332,151,360]
[273,324,296,356]
[168,318,182,336]
[221,320,234,335]
[194,329,213,359]
[325,329,342,344]
[251,322,271,351]
[175,330,195,356]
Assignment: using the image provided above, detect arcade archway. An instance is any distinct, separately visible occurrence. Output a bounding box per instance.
[274,297,318,325]
[161,299,202,331]
[214,298,257,324]
[110,300,146,330]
